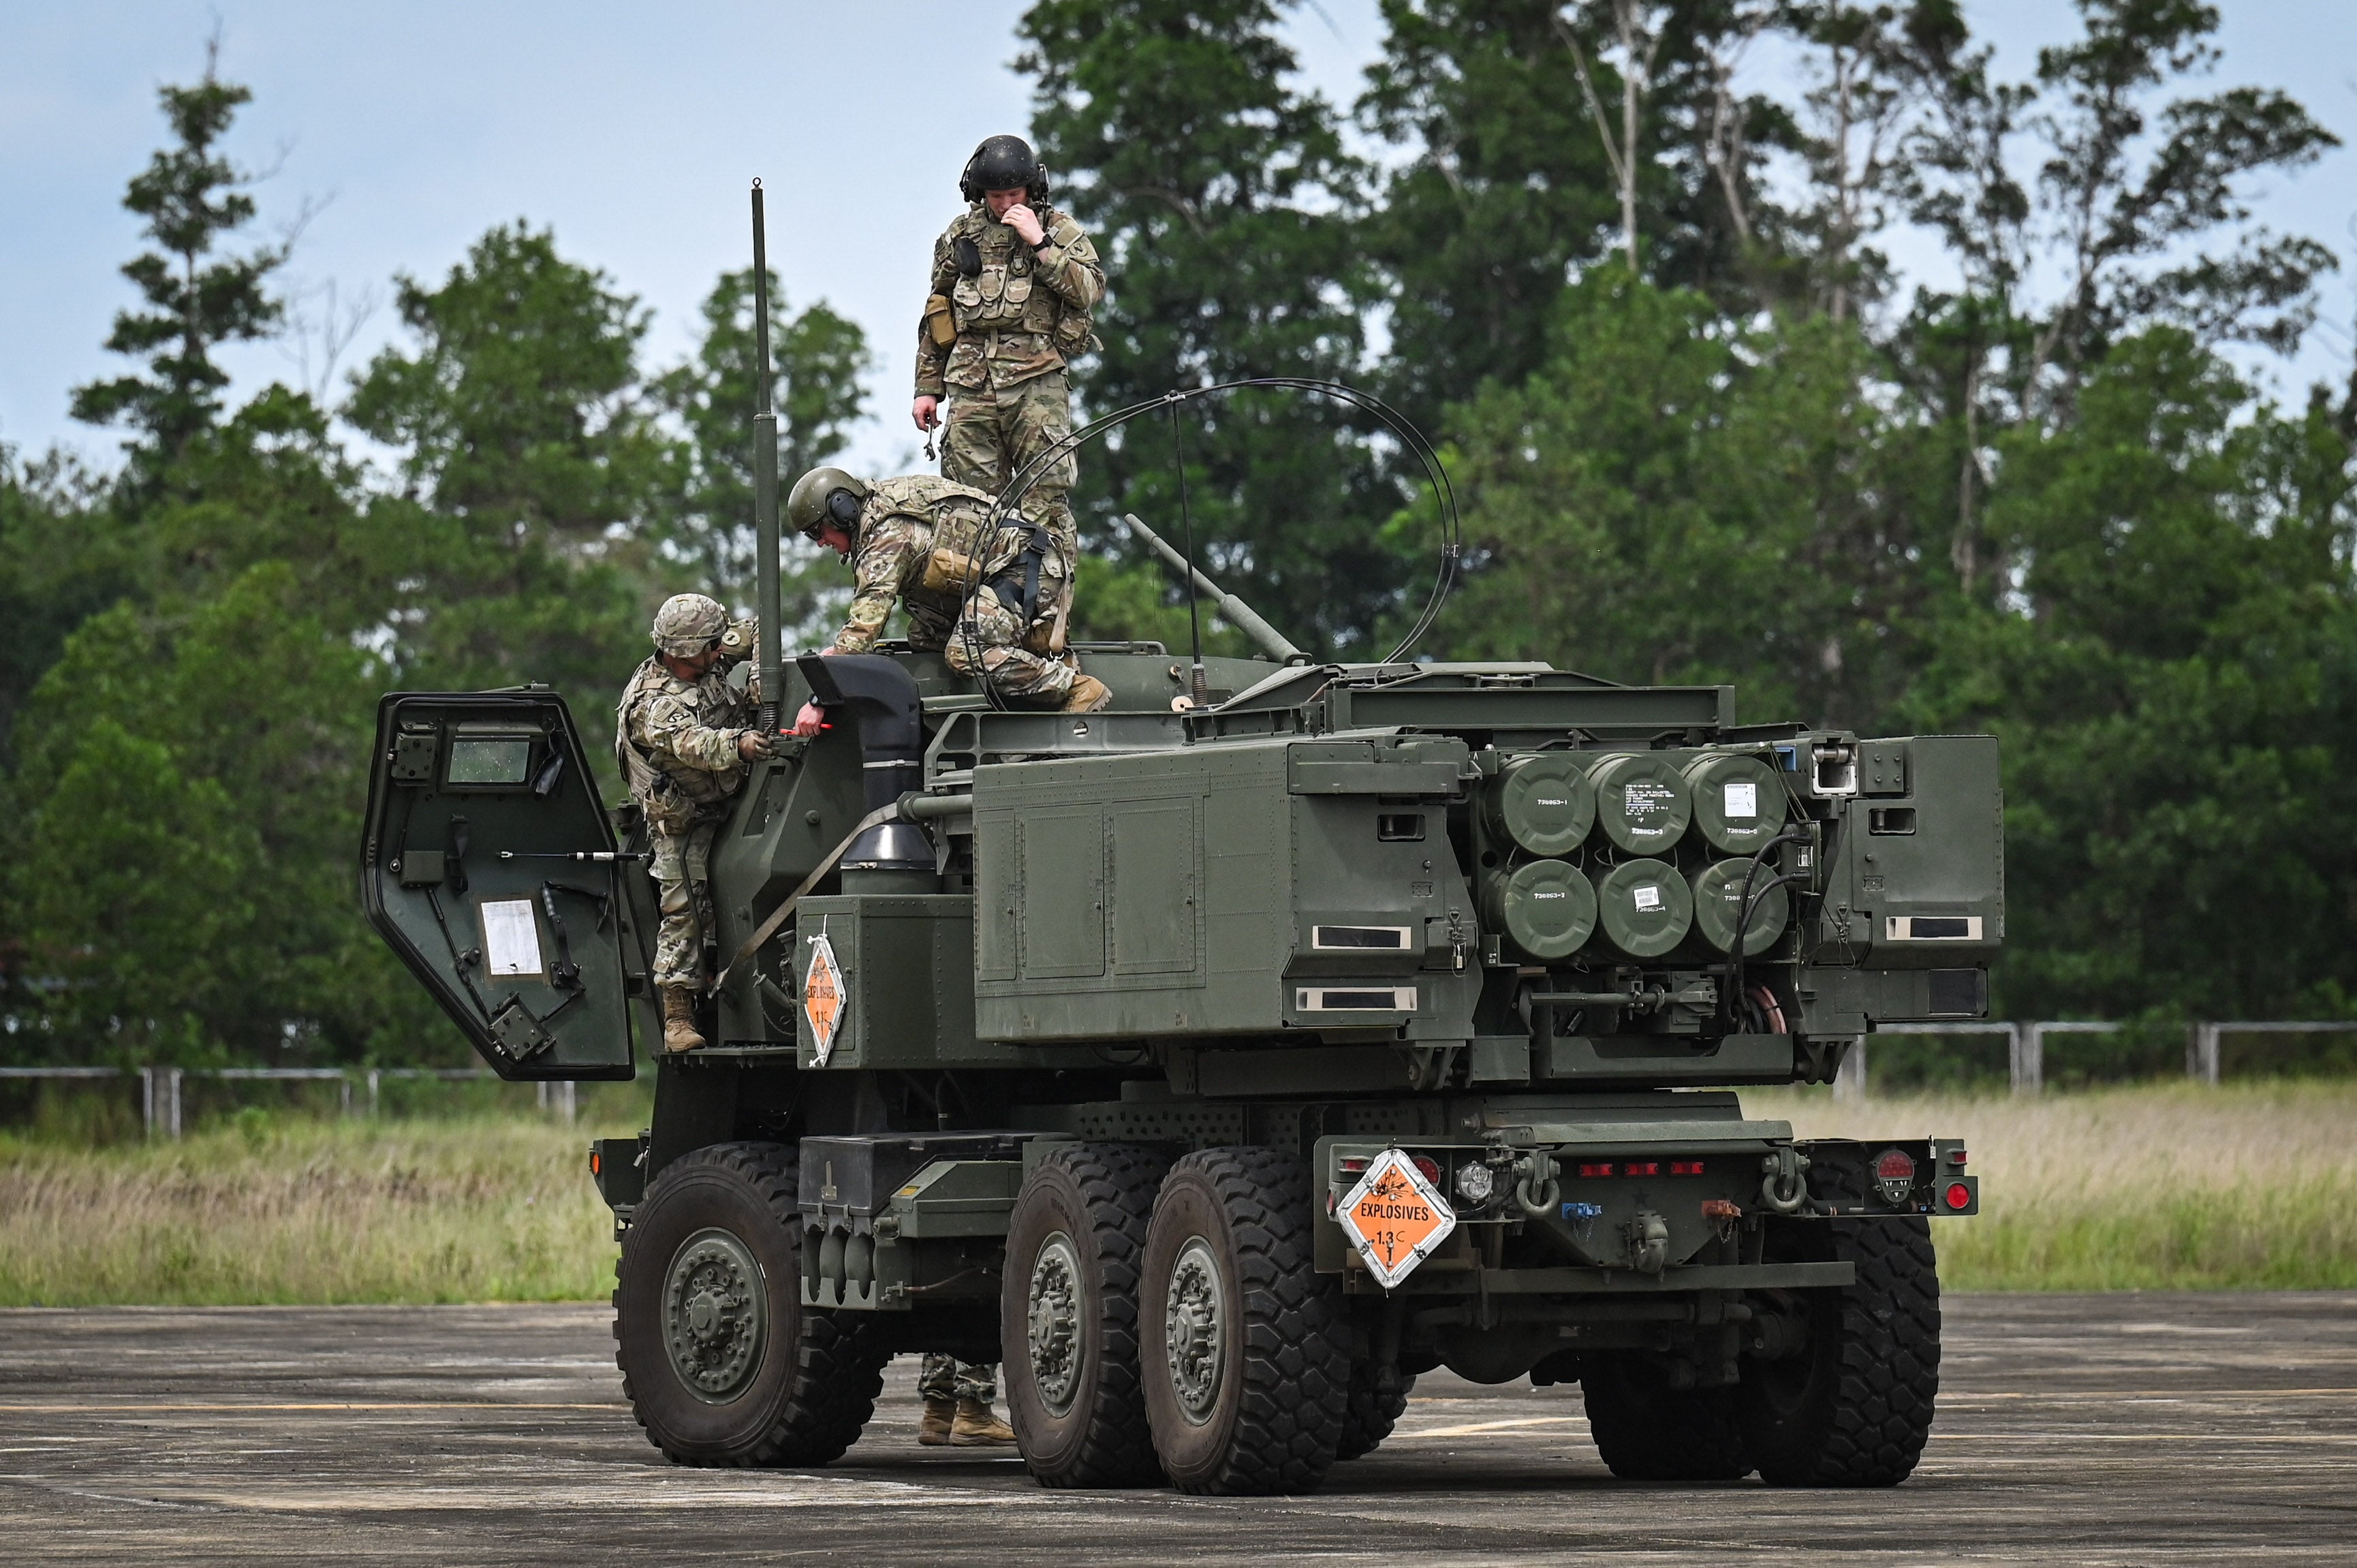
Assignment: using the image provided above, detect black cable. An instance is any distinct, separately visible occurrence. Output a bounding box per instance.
[1723,829,1805,1033]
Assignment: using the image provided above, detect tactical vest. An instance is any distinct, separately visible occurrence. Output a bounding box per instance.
[939,204,1095,362]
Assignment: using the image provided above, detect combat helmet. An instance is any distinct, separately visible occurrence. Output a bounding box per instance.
[960,134,1048,204]
[651,593,729,657]
[787,467,871,542]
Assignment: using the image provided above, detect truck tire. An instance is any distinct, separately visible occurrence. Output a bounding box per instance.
[614,1141,886,1467]
[1579,1352,1755,1481]
[1336,1366,1414,1460]
[1001,1143,1168,1488]
[1737,1217,1940,1487]
[1140,1146,1350,1495]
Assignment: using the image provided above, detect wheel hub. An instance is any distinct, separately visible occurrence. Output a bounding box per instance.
[1164,1237,1226,1424]
[663,1227,766,1403]
[1027,1231,1084,1416]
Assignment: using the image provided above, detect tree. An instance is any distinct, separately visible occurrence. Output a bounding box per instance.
[655,270,871,638]
[68,44,290,469]
[346,224,664,706]
[1020,0,1403,655]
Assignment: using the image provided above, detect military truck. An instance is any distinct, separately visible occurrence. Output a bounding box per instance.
[358,200,1991,1498]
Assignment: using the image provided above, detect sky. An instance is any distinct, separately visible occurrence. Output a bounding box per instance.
[4,1,2354,484]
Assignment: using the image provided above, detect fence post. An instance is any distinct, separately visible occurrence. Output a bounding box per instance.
[2012,1024,2042,1096]
[2198,1023,2221,1085]
[1832,1037,1867,1100]
[558,1080,577,1124]
[339,1074,353,1117]
[140,1067,155,1138]
[367,1069,381,1118]
[166,1067,183,1138]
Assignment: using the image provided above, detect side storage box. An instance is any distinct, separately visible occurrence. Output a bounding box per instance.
[793,894,983,1067]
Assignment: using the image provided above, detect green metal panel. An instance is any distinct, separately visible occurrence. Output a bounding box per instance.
[1016,804,1106,979]
[792,894,982,1067]
[1109,798,1202,977]
[1848,734,2003,966]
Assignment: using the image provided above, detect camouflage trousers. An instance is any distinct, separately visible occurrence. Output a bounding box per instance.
[942,371,1076,560]
[918,1353,997,1405]
[939,586,1078,706]
[649,818,720,990]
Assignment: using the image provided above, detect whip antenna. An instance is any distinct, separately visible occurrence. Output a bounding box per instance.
[749,180,782,733]
[1168,395,1208,707]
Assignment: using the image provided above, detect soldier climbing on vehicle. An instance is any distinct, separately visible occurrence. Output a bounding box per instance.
[613,593,772,1052]
[785,465,1109,718]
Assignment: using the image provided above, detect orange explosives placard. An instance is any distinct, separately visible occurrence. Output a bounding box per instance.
[804,932,845,1065]
[1337,1148,1457,1289]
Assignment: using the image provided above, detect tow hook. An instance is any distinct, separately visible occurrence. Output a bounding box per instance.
[1760,1146,1811,1214]
[1512,1152,1560,1219]
[1625,1211,1669,1274]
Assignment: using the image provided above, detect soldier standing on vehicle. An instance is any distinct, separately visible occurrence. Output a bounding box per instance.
[784,465,1110,718]
[614,594,772,1053]
[912,134,1103,565]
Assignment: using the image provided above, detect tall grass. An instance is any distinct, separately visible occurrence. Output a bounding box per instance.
[1,1083,2350,1304]
[0,1114,623,1306]
[1755,1080,2357,1290]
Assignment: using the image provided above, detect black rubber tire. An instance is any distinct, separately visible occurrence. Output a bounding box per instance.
[1580,1352,1755,1481]
[1140,1146,1350,1495]
[614,1141,886,1467]
[1736,1217,1941,1487]
[1000,1143,1169,1488]
[1336,1365,1415,1460]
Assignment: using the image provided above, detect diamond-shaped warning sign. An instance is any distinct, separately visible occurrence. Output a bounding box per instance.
[803,932,845,1066]
[1337,1148,1457,1289]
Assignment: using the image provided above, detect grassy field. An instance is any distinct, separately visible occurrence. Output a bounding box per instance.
[1,1082,2352,1305]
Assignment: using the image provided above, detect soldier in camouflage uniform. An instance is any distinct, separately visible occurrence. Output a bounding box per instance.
[784,465,1110,717]
[911,134,1104,568]
[614,594,772,1053]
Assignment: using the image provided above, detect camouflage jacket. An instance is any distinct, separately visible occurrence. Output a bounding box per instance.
[914,202,1104,397]
[614,633,760,829]
[832,476,1066,654]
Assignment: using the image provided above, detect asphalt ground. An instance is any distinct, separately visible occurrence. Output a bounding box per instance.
[2,1292,2352,1565]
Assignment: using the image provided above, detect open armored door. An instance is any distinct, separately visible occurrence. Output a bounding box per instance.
[361,691,643,1080]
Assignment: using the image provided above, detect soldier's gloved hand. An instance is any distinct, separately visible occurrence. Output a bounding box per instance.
[735,730,777,762]
[790,701,830,738]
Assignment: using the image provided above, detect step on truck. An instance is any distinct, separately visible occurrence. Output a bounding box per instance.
[357,195,1991,1498]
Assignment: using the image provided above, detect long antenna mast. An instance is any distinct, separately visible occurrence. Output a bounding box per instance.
[749,180,781,735]
[1168,395,1208,708]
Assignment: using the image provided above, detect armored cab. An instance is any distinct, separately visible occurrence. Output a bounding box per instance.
[361,601,1995,1493]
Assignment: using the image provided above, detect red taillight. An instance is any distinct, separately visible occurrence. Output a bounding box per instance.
[1577,1163,1613,1178]
[1339,1157,1371,1178]
[1947,1149,1969,1167]
[1945,1182,1973,1210]
[1412,1156,1443,1186]
[1874,1149,1916,1183]
[1670,1160,1704,1176]
[590,1150,602,1175]
[1625,1161,1660,1177]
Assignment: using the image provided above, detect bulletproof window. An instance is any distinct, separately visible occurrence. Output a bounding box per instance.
[1311,925,1413,951]
[1868,806,1917,834]
[446,738,533,787]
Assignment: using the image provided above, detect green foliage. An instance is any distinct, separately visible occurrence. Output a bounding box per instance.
[67,47,287,467]
[1020,0,1409,655]
[653,268,871,638]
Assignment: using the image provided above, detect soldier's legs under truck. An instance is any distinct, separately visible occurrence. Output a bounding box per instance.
[917,1354,1014,1447]
[942,371,1076,557]
[650,818,719,1050]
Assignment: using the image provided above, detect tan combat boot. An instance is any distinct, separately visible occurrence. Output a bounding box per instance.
[948,1398,1017,1446]
[1061,674,1111,713]
[660,986,704,1053]
[918,1396,956,1447]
